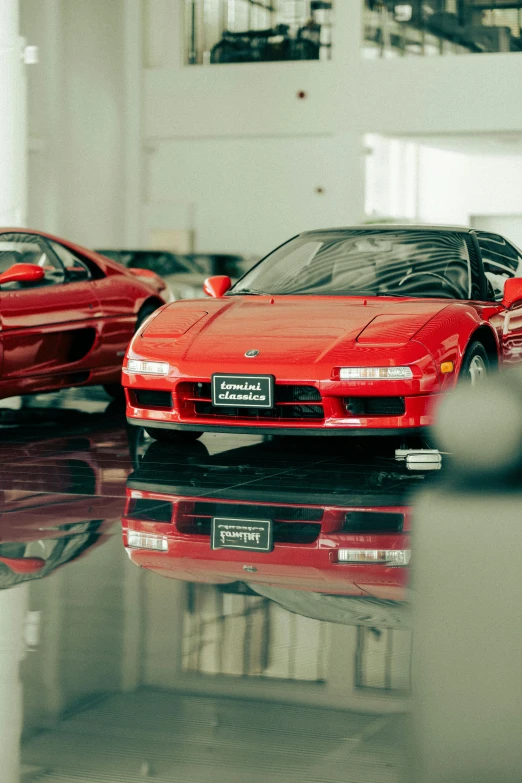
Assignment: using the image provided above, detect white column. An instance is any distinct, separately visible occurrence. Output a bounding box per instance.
[123,0,143,247]
[0,0,26,225]
[0,11,28,773]
[0,585,28,783]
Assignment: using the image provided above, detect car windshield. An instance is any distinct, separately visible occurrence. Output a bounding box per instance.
[230,230,473,299]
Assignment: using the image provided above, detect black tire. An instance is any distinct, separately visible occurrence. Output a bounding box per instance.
[459,341,489,386]
[135,301,160,333]
[144,427,203,443]
[103,302,160,400]
[103,383,125,400]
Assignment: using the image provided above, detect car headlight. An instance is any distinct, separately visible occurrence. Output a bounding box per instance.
[125,360,169,375]
[337,549,411,566]
[339,367,413,380]
[127,531,168,551]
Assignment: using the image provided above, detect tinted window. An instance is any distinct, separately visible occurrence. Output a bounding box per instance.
[231,230,473,300]
[477,233,522,301]
[50,241,92,280]
[0,233,65,287]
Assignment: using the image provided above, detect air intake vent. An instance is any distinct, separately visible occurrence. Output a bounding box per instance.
[345,397,405,416]
[134,390,172,408]
[343,511,404,533]
[127,498,173,523]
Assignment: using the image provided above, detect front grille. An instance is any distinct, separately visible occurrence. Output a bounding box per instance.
[345,397,405,416]
[177,501,323,544]
[343,511,404,533]
[194,402,323,419]
[192,383,323,421]
[133,389,172,409]
[275,385,321,402]
[127,498,173,523]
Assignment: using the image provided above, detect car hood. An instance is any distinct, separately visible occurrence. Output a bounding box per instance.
[142,296,449,366]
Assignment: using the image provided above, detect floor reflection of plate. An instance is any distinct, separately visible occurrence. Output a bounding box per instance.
[211,517,273,551]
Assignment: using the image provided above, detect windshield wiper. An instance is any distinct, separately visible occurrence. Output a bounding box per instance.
[227,288,269,296]
[374,292,408,298]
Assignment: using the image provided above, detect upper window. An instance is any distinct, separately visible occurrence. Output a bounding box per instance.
[49,241,92,281]
[477,232,522,301]
[185,0,333,65]
[363,1,522,59]
[0,233,65,288]
[231,229,475,299]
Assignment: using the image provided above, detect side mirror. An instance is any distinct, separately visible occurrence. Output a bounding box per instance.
[502,277,522,309]
[0,263,45,286]
[203,275,232,298]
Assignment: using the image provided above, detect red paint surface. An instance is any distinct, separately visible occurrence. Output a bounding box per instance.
[124,293,508,433]
[122,491,410,600]
[0,228,166,399]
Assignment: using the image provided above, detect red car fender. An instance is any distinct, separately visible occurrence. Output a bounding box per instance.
[413,303,500,388]
[127,267,167,298]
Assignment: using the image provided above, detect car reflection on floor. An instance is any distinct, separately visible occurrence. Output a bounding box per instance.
[0,389,413,783]
[0,391,132,588]
[123,436,439,627]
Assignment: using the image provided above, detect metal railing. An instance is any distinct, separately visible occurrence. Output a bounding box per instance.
[363,0,522,57]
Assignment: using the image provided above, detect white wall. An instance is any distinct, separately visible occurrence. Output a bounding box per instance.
[353,54,522,136]
[146,133,365,256]
[0,0,26,226]
[365,134,522,229]
[416,145,470,225]
[21,0,125,248]
[464,155,522,217]
[417,150,522,227]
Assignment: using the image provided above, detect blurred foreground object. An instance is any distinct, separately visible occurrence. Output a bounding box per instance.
[435,367,522,477]
[413,373,522,782]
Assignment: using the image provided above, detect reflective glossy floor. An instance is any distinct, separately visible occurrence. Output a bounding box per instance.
[0,388,431,783]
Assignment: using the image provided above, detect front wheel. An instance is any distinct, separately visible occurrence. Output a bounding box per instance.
[103,383,125,400]
[459,341,489,386]
[144,427,203,443]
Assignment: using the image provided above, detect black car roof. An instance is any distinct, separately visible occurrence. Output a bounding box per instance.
[303,224,474,235]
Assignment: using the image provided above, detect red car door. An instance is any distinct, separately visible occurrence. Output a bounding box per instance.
[0,232,102,380]
[478,232,522,366]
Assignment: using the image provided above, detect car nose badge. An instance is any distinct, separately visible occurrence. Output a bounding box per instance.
[245,349,259,358]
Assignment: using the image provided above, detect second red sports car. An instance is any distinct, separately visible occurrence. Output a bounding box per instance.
[0,228,169,400]
[123,225,522,440]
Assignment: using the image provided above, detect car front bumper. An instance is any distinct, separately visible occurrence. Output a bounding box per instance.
[124,373,438,434]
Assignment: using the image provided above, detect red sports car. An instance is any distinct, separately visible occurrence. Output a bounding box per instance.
[0,228,169,401]
[123,225,522,440]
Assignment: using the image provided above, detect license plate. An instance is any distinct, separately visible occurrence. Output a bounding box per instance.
[211,373,274,409]
[211,517,273,552]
